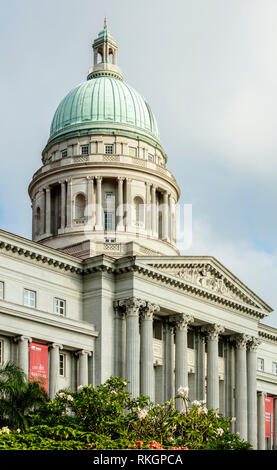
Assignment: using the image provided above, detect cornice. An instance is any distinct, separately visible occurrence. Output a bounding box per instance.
[258,323,277,343]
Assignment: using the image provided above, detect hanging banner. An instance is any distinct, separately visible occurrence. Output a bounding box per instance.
[29,342,48,393]
[265,396,274,439]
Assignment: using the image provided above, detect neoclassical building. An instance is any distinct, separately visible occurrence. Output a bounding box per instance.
[0,23,277,450]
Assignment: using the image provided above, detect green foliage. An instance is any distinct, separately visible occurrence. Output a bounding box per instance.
[0,361,47,432]
[0,375,252,450]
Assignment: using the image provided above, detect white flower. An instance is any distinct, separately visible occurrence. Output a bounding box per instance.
[217,427,224,436]
[177,386,189,398]
[137,408,148,420]
[111,390,117,395]
[77,385,84,391]
[191,400,202,407]
[16,429,21,433]
[198,406,208,414]
[231,417,236,423]
[67,394,74,401]
[0,426,10,434]
[58,392,65,398]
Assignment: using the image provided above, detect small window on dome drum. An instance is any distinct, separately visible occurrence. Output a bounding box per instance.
[81,145,89,155]
[61,150,67,158]
[105,145,113,154]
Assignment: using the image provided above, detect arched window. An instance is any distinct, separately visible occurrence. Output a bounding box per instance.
[75,194,86,220]
[108,49,114,63]
[97,48,103,64]
[133,196,144,226]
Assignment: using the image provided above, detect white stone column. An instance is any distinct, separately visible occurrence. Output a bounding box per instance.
[117,177,124,231]
[174,313,194,410]
[125,178,132,231]
[202,324,225,410]
[113,300,126,378]
[120,297,146,398]
[273,397,277,450]
[151,185,157,237]
[49,343,63,399]
[95,176,103,230]
[195,328,206,401]
[87,177,95,227]
[163,320,174,401]
[140,302,160,400]
[232,333,249,442]
[16,336,32,376]
[45,187,51,235]
[66,179,72,228]
[40,189,45,235]
[257,391,266,450]
[247,337,261,449]
[60,181,66,230]
[77,350,91,387]
[162,191,169,241]
[145,182,151,236]
[169,194,173,242]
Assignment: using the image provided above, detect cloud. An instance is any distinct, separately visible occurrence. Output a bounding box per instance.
[179,215,277,327]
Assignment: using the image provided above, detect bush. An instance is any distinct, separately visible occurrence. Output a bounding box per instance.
[0,377,252,450]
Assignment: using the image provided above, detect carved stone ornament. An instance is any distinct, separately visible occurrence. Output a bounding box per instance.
[118,297,146,316]
[140,302,160,321]
[247,337,262,352]
[149,262,258,307]
[173,313,194,331]
[230,333,251,350]
[202,324,225,341]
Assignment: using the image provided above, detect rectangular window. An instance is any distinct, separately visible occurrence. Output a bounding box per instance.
[24,289,36,308]
[61,150,67,158]
[0,282,4,300]
[104,212,113,231]
[54,298,66,316]
[257,357,264,371]
[105,144,113,154]
[129,147,137,157]
[59,353,65,377]
[272,363,277,375]
[81,145,89,155]
[148,153,153,161]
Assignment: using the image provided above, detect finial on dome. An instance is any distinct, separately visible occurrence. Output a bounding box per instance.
[104,17,107,30]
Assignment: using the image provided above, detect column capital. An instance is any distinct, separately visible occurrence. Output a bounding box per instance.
[95,176,103,181]
[173,313,194,331]
[140,302,160,321]
[247,336,262,352]
[113,299,126,319]
[230,333,251,350]
[118,297,146,317]
[14,335,32,343]
[117,176,125,182]
[50,343,63,350]
[75,349,92,357]
[202,323,225,341]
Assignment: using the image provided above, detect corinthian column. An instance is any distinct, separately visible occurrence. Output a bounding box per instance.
[257,391,266,450]
[113,300,126,378]
[174,313,194,410]
[232,333,250,442]
[140,302,160,400]
[117,177,124,231]
[202,324,225,410]
[247,337,261,449]
[119,297,146,397]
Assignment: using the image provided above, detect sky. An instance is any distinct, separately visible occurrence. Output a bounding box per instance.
[0,0,276,327]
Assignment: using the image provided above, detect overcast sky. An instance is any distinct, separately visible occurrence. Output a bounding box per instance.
[0,0,277,327]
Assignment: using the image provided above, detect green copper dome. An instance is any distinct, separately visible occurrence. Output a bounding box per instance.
[48,76,160,147]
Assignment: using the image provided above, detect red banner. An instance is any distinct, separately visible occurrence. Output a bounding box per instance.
[265,396,274,439]
[29,343,48,393]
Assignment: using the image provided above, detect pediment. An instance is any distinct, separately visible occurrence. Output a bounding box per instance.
[138,256,271,314]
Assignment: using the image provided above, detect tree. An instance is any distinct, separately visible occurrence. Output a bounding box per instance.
[0,361,47,432]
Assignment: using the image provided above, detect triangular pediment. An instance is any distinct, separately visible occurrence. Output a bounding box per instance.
[135,256,272,315]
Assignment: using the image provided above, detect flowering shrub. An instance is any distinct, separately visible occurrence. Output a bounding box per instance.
[0,377,252,450]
